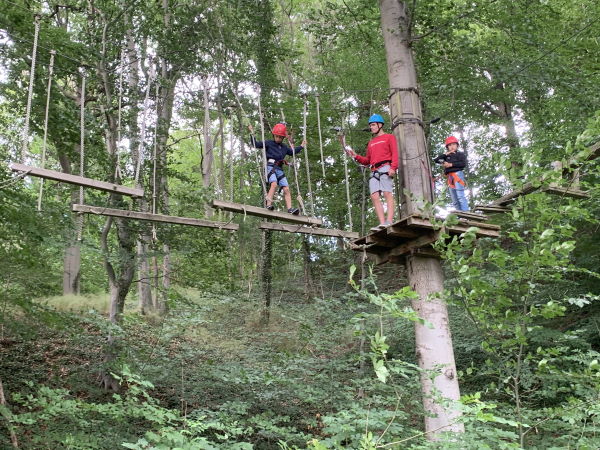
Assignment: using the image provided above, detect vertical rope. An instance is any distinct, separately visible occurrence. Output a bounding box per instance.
[77,73,86,242]
[151,83,159,242]
[286,111,305,214]
[302,95,315,216]
[229,112,234,204]
[20,15,41,161]
[342,114,353,230]
[256,91,268,198]
[315,94,325,178]
[37,50,55,211]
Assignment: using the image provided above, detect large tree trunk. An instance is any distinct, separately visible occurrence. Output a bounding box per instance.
[379,0,464,438]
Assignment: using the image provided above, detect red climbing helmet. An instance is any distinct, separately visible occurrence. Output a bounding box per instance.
[272,123,287,137]
[445,136,459,147]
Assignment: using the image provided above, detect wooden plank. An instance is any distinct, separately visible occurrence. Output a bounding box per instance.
[453,218,501,230]
[72,204,239,230]
[450,211,489,221]
[492,182,538,206]
[10,163,144,198]
[475,204,510,214]
[212,199,323,226]
[258,221,358,239]
[407,216,500,238]
[541,186,590,199]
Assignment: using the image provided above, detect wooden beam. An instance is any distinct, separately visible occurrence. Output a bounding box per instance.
[475,204,510,214]
[406,215,500,237]
[10,162,144,198]
[541,185,590,199]
[387,232,440,258]
[365,234,398,247]
[72,204,239,230]
[212,199,323,226]
[450,211,489,221]
[258,221,358,239]
[385,224,421,238]
[492,182,538,206]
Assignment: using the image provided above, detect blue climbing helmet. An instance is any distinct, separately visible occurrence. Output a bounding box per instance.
[368,114,385,124]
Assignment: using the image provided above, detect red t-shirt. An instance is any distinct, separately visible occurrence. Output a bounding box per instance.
[354,133,399,171]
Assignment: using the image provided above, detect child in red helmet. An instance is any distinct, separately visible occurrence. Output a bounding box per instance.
[345,114,399,231]
[434,136,469,211]
[249,123,306,215]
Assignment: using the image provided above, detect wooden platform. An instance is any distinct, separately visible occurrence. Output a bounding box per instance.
[211,199,323,226]
[73,204,239,230]
[259,222,359,239]
[10,163,144,198]
[351,213,500,265]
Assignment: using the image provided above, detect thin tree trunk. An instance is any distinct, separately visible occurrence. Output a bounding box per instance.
[260,229,272,325]
[379,0,464,438]
[58,150,81,295]
[302,236,313,299]
[0,377,19,448]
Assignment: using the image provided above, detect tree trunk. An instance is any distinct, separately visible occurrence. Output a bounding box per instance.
[379,0,464,438]
[260,229,272,325]
[302,236,313,299]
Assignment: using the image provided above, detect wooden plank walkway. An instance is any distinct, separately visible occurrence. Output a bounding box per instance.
[258,222,359,239]
[10,163,144,198]
[212,199,323,226]
[73,204,239,230]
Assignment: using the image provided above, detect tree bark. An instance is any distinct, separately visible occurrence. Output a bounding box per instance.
[379,0,464,438]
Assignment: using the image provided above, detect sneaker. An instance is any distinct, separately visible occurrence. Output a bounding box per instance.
[370,225,383,232]
[383,221,393,227]
[288,208,300,215]
[265,204,275,211]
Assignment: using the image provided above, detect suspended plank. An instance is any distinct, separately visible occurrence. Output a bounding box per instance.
[10,162,144,198]
[259,221,358,239]
[449,211,489,221]
[541,185,590,199]
[211,199,323,226]
[475,204,510,214]
[492,182,538,206]
[72,204,239,231]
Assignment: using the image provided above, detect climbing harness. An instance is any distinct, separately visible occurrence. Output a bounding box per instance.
[446,171,466,189]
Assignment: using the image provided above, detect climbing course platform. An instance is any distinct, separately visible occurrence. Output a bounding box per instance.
[350,213,500,265]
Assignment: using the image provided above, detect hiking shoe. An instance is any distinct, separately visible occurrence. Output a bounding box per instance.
[288,207,300,215]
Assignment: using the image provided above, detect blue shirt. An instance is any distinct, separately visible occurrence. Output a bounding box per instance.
[250,135,303,162]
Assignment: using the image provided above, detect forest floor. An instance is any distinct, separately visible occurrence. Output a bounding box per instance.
[1,285,424,449]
